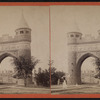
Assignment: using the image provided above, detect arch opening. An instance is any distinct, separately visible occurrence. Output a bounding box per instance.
[81,57,98,84]
[0,53,16,63]
[0,53,17,85]
[76,53,99,85]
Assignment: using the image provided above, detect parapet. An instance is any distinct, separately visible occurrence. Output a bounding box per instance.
[0,34,17,44]
[67,31,100,44]
[76,34,100,44]
[0,33,31,44]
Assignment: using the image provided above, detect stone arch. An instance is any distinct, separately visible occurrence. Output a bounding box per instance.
[0,53,17,63]
[0,53,18,84]
[76,53,98,84]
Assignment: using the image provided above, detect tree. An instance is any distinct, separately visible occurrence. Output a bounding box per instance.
[34,60,53,87]
[51,67,65,85]
[12,56,39,86]
[35,67,50,87]
[48,60,66,85]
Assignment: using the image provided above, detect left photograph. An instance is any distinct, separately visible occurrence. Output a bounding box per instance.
[0,6,50,94]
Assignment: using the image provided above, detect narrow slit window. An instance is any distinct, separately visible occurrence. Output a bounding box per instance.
[76,35,79,37]
[26,31,29,34]
[71,35,74,37]
[20,31,24,34]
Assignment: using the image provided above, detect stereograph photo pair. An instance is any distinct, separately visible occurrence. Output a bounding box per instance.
[0,5,99,95]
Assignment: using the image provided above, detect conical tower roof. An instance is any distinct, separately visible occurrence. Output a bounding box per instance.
[67,15,82,37]
[67,12,81,33]
[70,16,80,32]
[17,12,29,29]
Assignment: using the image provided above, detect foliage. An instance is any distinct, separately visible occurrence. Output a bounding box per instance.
[48,60,65,85]
[35,67,50,87]
[35,66,65,86]
[12,56,39,86]
[51,67,65,85]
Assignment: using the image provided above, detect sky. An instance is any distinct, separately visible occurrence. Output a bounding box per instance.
[0,6,100,73]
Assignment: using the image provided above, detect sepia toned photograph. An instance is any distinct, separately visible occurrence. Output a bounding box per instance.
[1,4,100,95]
[0,6,50,94]
[51,6,100,94]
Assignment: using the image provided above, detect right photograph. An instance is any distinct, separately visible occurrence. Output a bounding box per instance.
[51,6,100,94]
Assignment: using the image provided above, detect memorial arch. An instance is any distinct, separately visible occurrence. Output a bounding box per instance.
[0,12,31,61]
[67,31,100,85]
[0,14,32,85]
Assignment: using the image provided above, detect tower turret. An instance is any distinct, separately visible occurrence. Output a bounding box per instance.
[67,31,82,85]
[67,20,82,85]
[15,13,31,59]
[15,13,31,42]
[67,32,82,44]
[67,16,82,44]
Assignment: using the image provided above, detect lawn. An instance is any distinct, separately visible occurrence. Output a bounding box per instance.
[0,84,50,94]
[51,83,100,94]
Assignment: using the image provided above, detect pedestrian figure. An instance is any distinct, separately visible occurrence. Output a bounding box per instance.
[75,83,78,86]
[57,79,60,85]
[63,80,67,89]
[63,77,67,89]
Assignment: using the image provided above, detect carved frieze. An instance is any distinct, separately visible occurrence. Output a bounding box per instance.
[0,42,30,51]
[69,43,100,52]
